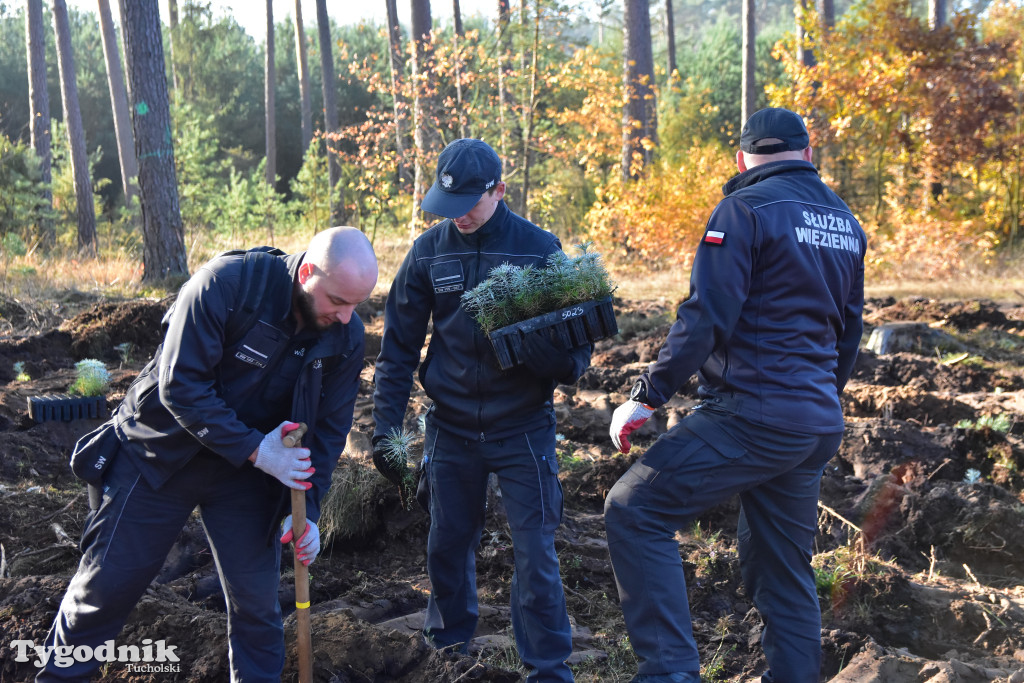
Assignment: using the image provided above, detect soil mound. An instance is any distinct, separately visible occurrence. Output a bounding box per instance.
[2,295,1024,681]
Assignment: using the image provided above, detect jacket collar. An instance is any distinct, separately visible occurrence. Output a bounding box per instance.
[722,160,818,196]
[280,252,305,333]
[447,200,510,242]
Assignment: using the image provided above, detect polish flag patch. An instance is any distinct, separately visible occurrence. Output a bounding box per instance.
[704,230,726,245]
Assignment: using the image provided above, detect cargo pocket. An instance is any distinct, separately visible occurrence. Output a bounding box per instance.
[79,480,124,560]
[685,411,748,461]
[541,450,564,531]
[78,462,141,565]
[627,434,706,491]
[626,414,749,503]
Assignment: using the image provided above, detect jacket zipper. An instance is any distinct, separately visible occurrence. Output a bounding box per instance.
[474,233,486,442]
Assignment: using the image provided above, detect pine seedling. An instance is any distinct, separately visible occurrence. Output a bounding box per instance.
[380,427,418,510]
[569,242,615,302]
[13,361,30,382]
[69,359,111,397]
[460,244,616,335]
[510,265,546,321]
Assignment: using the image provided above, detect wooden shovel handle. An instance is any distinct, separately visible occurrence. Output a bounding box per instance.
[283,422,312,683]
[282,422,308,448]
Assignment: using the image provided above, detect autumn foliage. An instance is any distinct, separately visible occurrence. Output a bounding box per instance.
[3,1,1022,284]
[771,0,1024,278]
[584,152,734,268]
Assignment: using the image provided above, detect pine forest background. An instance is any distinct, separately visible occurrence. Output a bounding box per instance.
[0,0,1022,297]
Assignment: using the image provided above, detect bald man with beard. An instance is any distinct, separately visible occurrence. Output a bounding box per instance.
[38,227,377,683]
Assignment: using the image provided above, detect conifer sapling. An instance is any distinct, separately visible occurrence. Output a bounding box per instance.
[379,427,418,510]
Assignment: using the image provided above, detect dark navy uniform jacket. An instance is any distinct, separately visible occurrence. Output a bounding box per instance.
[372,201,592,442]
[637,159,865,434]
[112,251,365,523]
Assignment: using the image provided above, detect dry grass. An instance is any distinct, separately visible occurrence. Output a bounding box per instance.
[606,262,690,303]
[3,234,1023,323]
[1,250,146,301]
[318,456,390,545]
[865,277,1024,303]
[606,261,1024,305]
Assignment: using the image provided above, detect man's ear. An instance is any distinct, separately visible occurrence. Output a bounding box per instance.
[736,150,748,173]
[298,262,315,284]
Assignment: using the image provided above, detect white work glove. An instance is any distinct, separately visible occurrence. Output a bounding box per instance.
[610,400,654,454]
[254,421,314,490]
[280,515,320,566]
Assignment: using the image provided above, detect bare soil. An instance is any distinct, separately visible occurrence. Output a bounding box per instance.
[2,294,1024,682]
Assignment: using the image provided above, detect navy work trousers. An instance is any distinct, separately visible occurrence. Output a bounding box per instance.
[37,448,284,683]
[421,416,574,683]
[604,403,843,682]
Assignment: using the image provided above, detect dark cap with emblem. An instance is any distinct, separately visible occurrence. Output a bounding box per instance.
[422,138,502,218]
[740,107,810,155]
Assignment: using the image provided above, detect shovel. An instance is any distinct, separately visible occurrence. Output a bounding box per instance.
[282,422,312,683]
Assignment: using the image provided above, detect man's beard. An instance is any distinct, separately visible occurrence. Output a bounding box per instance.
[294,289,329,332]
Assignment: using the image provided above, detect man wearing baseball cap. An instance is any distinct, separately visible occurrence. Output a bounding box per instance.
[372,138,592,682]
[605,107,865,682]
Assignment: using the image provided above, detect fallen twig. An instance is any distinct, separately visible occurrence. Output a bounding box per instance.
[817,502,863,534]
[10,543,77,561]
[38,493,83,524]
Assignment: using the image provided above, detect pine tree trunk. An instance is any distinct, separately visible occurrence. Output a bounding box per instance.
[521,1,540,217]
[409,0,433,237]
[24,0,54,249]
[741,0,756,126]
[928,0,946,29]
[167,0,179,91]
[795,0,816,68]
[294,0,312,152]
[116,0,132,100]
[665,0,677,78]
[122,0,188,281]
[495,0,520,212]
[52,0,97,256]
[315,0,344,224]
[452,0,466,138]
[817,0,835,30]
[621,0,657,181]
[385,0,409,184]
[97,0,137,205]
[265,0,276,188]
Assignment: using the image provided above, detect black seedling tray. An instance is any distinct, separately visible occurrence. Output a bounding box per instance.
[27,395,107,423]
[488,296,618,370]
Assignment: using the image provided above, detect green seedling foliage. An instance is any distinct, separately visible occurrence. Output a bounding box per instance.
[461,243,616,334]
[814,564,855,603]
[115,342,135,364]
[13,361,29,382]
[69,359,111,397]
[380,427,418,510]
[956,413,1012,433]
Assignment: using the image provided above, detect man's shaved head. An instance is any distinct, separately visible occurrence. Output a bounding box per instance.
[294,227,378,331]
[305,226,378,284]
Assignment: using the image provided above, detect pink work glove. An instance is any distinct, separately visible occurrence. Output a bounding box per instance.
[609,400,654,454]
[253,421,314,490]
[280,515,320,566]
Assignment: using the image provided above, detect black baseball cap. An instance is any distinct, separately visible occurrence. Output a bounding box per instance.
[740,107,810,154]
[422,138,502,218]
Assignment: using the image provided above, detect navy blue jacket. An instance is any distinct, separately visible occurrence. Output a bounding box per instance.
[112,250,365,522]
[637,160,865,434]
[372,202,592,442]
